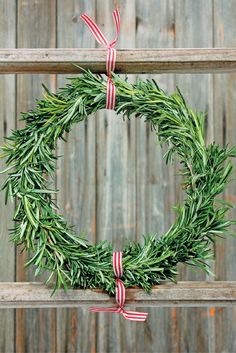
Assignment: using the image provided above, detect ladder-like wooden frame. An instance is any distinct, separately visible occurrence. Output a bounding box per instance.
[0,48,236,308]
[1,282,236,308]
[1,48,236,73]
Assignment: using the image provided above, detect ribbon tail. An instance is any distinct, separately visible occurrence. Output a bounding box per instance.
[110,8,121,47]
[80,13,109,47]
[90,307,119,313]
[122,310,148,322]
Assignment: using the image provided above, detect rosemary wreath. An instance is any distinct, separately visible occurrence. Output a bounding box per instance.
[1,70,235,293]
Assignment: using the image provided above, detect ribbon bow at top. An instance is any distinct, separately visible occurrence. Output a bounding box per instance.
[80,8,120,109]
[90,252,148,322]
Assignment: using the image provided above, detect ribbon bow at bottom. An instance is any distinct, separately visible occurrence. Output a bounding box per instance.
[90,253,148,322]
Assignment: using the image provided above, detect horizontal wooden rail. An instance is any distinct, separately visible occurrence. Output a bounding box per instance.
[1,48,236,74]
[0,282,236,308]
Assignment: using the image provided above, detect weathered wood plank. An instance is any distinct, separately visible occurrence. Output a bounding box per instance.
[0,1,16,353]
[135,1,176,352]
[175,2,215,353]
[16,1,57,353]
[56,1,97,353]
[213,1,236,352]
[1,48,236,73]
[0,282,236,308]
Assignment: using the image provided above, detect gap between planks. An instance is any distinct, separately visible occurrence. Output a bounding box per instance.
[0,282,236,308]
[1,49,236,73]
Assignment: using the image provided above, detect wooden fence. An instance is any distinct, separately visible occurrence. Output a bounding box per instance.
[1,1,236,353]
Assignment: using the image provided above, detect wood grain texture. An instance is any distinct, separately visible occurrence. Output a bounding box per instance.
[15,1,57,353]
[0,282,236,308]
[175,2,215,353]
[213,1,236,352]
[1,48,236,73]
[56,1,96,353]
[0,1,16,353]
[135,1,176,352]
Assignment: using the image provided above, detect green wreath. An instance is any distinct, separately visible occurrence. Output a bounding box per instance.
[1,70,236,293]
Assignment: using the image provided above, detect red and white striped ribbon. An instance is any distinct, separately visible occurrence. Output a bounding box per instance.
[80,8,120,110]
[90,252,148,322]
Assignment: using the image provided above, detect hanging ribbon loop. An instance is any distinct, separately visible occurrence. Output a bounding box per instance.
[80,8,120,109]
[90,252,148,322]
